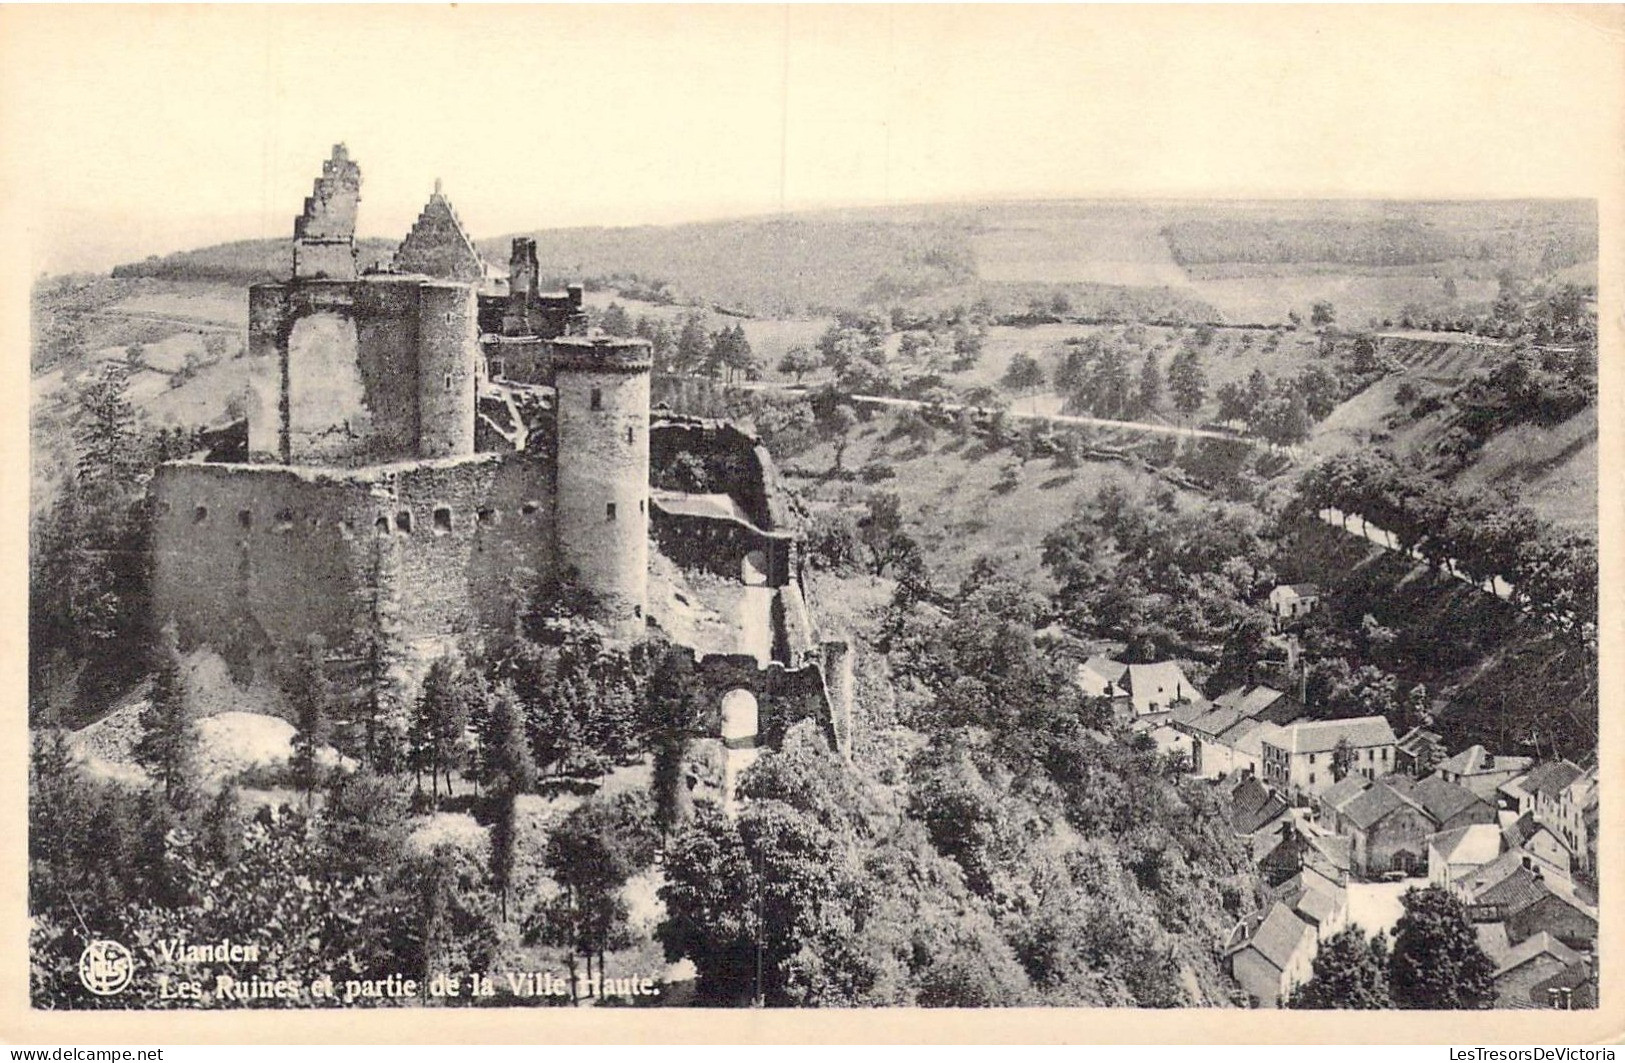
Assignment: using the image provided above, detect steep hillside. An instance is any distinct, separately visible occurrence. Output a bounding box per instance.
[1302,357,1597,536]
[1273,517,1595,760]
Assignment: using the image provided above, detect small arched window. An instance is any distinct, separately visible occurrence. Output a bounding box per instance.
[396,510,413,534]
[433,506,453,534]
[590,388,602,411]
[193,506,208,525]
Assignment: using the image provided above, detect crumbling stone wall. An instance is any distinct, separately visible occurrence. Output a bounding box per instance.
[648,500,796,587]
[650,419,785,529]
[151,453,557,670]
[674,649,840,750]
[292,144,360,282]
[246,276,480,467]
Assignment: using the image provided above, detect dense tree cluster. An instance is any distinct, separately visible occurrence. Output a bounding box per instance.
[31,362,187,719]
[1041,481,1276,664]
[1295,450,1597,637]
[1290,888,1493,1010]
[30,727,498,1008]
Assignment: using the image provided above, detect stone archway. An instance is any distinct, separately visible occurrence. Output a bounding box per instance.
[741,550,768,586]
[720,688,761,818]
[720,688,760,745]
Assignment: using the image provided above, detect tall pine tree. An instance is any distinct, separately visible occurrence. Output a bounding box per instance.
[134,623,197,810]
[286,634,332,803]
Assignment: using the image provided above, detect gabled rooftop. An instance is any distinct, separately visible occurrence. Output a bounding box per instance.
[1429,823,1503,866]
[1388,774,1490,825]
[1266,715,1397,756]
[1341,780,1421,830]
[1318,773,1371,813]
[1235,901,1315,971]
[394,182,488,284]
[1492,932,1580,979]
[1502,760,1584,801]
[1438,744,1532,778]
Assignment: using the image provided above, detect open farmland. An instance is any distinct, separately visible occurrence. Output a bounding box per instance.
[784,409,1207,590]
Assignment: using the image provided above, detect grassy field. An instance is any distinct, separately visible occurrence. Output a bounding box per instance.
[782,411,1206,590]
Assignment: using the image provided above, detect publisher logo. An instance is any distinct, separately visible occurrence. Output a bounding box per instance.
[77,939,133,996]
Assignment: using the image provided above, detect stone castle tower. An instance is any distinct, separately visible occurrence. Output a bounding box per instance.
[553,336,652,637]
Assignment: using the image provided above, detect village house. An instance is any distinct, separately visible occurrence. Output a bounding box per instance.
[1501,814,1573,882]
[1393,726,1446,777]
[1547,765,1596,868]
[1387,774,1497,832]
[1267,583,1321,627]
[1221,717,1286,779]
[1427,824,1504,888]
[1259,820,1352,890]
[1531,958,1597,1010]
[1227,901,1318,1008]
[1506,887,1598,952]
[1338,779,1436,876]
[1315,773,1371,834]
[1491,933,1582,1009]
[1260,716,1397,801]
[1271,868,1348,942]
[1184,705,1245,777]
[1456,848,1595,952]
[1075,656,1204,725]
[1209,684,1306,727]
[1435,745,1534,800]
[1498,760,1582,819]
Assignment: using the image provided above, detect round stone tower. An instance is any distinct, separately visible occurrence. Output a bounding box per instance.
[551,335,652,639]
[416,281,479,458]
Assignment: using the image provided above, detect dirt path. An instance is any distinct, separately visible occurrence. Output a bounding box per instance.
[733,381,1262,444]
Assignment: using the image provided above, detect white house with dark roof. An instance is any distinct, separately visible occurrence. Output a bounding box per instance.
[1075,657,1203,724]
[1227,901,1318,1007]
[1267,583,1321,625]
[1436,745,1534,800]
[1499,760,1582,819]
[1260,716,1397,800]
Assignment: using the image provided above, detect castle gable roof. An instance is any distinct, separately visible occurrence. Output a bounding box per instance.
[395,187,487,283]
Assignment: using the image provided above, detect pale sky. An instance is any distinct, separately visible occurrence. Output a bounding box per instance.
[2,4,1621,274]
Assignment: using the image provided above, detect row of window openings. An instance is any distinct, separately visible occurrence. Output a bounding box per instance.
[191,497,641,531]
[1304,748,1389,766]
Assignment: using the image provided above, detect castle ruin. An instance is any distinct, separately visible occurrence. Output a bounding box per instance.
[150,144,851,754]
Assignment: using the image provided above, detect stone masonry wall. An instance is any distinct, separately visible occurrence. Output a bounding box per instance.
[151,453,556,669]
